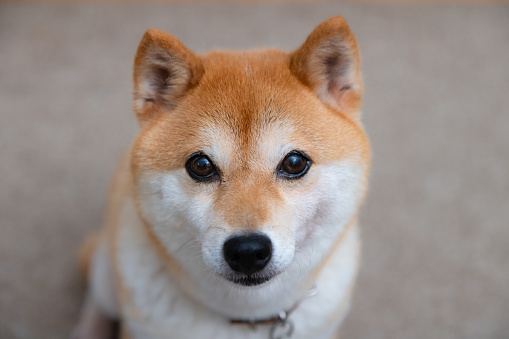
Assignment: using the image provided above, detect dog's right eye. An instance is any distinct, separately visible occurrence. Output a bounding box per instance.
[185,153,218,182]
[278,151,311,180]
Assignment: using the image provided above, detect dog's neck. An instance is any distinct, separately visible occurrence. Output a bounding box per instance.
[229,283,318,325]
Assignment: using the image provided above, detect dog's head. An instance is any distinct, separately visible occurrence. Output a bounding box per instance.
[130,16,369,289]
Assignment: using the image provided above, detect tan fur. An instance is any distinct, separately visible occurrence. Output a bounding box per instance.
[78,150,134,279]
[78,231,101,278]
[133,29,204,123]
[290,16,363,119]
[131,48,369,232]
[76,15,370,339]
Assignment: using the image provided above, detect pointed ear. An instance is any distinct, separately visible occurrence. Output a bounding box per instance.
[133,29,204,124]
[289,16,363,119]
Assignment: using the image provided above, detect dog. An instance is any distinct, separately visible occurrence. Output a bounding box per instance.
[72,15,370,339]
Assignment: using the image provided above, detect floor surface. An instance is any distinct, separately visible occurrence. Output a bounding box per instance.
[1,3,508,338]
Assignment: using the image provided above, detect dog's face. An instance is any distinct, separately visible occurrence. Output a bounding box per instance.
[130,17,369,289]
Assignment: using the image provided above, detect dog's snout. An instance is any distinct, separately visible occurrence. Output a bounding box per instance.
[223,234,272,275]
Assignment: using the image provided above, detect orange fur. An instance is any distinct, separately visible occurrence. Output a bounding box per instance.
[78,231,100,279]
[76,15,370,339]
[290,16,363,119]
[131,48,369,230]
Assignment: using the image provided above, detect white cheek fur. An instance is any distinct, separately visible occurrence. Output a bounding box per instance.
[294,161,365,243]
[136,160,364,281]
[119,159,365,329]
[137,171,213,253]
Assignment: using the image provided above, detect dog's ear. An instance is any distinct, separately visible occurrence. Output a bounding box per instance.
[290,16,362,119]
[133,29,204,124]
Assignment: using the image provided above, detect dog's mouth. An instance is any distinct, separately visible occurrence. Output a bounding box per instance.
[225,275,272,287]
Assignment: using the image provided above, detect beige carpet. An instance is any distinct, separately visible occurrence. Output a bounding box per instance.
[1,3,508,339]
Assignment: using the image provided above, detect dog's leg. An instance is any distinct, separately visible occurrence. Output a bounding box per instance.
[71,292,118,339]
[72,234,119,339]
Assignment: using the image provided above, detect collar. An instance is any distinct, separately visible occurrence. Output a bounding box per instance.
[229,284,318,336]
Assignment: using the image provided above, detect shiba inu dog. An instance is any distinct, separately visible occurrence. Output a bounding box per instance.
[73,15,370,339]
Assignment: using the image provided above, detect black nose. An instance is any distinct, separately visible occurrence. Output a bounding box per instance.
[223,234,272,275]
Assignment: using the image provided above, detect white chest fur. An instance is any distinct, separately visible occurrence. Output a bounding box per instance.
[113,198,359,339]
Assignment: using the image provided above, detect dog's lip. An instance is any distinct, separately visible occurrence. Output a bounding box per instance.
[225,275,273,287]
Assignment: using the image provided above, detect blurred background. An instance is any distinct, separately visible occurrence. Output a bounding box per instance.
[0,1,508,338]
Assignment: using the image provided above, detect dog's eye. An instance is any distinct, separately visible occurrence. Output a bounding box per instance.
[186,153,218,181]
[278,151,311,179]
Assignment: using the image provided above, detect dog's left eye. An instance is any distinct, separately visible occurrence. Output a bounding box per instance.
[278,151,311,179]
[185,153,218,181]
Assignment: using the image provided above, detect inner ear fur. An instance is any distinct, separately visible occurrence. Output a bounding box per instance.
[133,29,204,124]
[290,16,363,119]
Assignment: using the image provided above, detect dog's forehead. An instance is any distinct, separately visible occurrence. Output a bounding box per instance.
[195,112,298,173]
[133,50,367,173]
[194,50,307,127]
[186,51,331,162]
